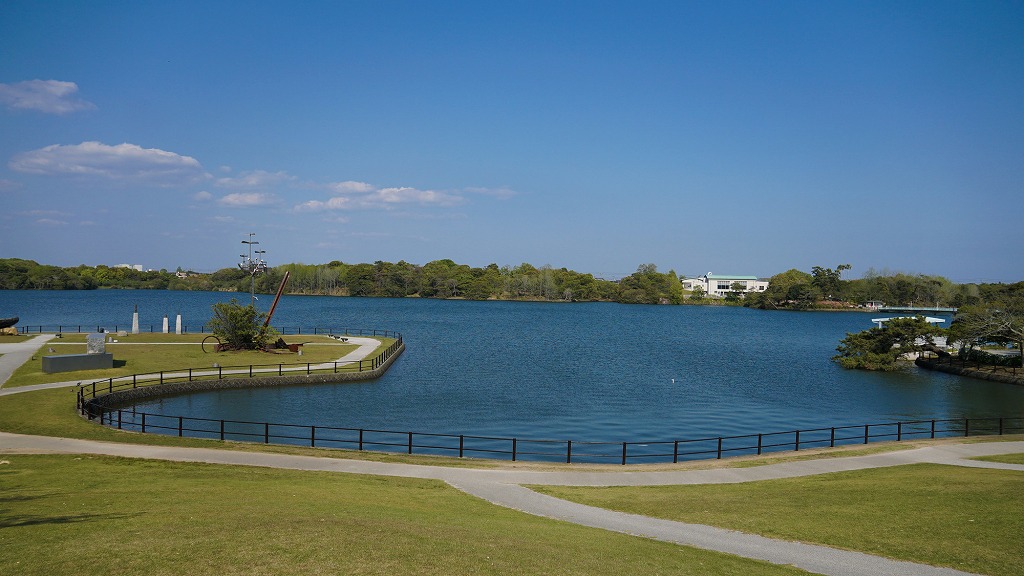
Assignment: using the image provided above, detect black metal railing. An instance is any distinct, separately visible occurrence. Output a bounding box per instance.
[77,332,403,404]
[78,402,1024,465]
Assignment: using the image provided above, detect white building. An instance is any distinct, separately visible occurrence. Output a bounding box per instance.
[682,273,769,298]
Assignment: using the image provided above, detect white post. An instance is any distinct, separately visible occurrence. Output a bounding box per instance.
[132,305,140,334]
[162,315,169,334]
[175,314,182,335]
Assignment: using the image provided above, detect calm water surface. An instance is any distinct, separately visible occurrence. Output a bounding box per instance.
[5,290,1022,442]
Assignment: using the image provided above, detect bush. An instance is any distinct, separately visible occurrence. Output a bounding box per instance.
[206,299,278,350]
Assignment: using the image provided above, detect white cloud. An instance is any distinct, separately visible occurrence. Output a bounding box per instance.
[35,218,68,226]
[218,192,277,207]
[9,141,209,186]
[294,182,470,213]
[211,215,235,223]
[215,170,295,189]
[193,190,212,201]
[369,187,464,207]
[328,180,375,194]
[0,179,20,192]
[294,196,352,212]
[0,80,96,114]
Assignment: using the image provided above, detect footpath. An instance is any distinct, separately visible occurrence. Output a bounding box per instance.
[2,336,1023,576]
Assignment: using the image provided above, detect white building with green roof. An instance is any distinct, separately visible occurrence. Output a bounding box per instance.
[682,273,769,298]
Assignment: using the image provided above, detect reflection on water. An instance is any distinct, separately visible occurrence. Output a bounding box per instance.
[8,290,1024,442]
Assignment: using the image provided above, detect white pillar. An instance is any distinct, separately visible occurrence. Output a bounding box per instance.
[132,305,139,334]
[162,315,169,333]
[175,314,182,335]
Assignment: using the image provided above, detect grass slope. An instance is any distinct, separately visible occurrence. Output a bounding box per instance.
[535,464,1024,576]
[0,454,807,576]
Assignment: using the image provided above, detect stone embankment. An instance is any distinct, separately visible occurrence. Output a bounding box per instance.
[916,357,1024,386]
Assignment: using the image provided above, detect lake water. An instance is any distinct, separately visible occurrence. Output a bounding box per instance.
[5,290,1023,446]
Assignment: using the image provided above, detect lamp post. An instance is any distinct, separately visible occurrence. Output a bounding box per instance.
[239,233,269,307]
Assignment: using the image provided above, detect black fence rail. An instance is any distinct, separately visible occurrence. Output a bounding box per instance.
[19,325,401,338]
[76,332,403,404]
[920,352,1022,376]
[80,403,1024,465]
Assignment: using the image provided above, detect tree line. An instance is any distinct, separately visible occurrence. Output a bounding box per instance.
[0,258,683,305]
[2,257,1020,310]
[742,265,1006,310]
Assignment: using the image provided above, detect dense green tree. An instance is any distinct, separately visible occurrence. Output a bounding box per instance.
[746,269,814,309]
[811,264,851,299]
[725,281,746,302]
[345,263,376,296]
[833,316,945,371]
[207,299,278,350]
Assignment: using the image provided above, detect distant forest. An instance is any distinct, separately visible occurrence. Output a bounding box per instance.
[1,257,1020,309]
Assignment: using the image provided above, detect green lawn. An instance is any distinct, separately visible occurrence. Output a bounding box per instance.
[2,333,391,388]
[534,464,1024,576]
[0,454,808,576]
[3,337,1024,575]
[973,452,1024,465]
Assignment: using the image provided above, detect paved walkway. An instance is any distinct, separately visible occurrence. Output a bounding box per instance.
[2,336,1021,575]
[0,334,53,389]
[1,426,1020,576]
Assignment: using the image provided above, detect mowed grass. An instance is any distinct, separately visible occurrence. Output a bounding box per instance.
[3,332,389,388]
[973,452,1024,465]
[535,464,1024,576]
[0,454,809,576]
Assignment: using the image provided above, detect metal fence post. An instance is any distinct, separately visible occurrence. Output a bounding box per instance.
[459,435,464,458]
[673,440,679,463]
[717,437,722,459]
[512,438,517,461]
[311,426,316,448]
[621,442,627,465]
[566,440,572,464]
[795,430,800,451]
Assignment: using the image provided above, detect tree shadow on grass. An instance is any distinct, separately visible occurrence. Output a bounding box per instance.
[0,510,138,528]
[0,492,140,528]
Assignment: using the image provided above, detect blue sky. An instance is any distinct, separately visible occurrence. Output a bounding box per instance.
[1,1,1021,283]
